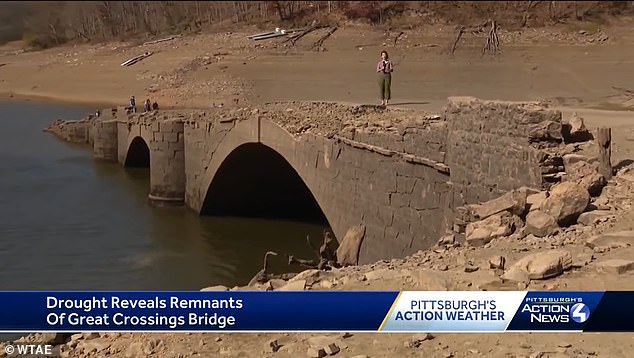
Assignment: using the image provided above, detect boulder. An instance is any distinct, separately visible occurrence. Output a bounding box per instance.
[266,279,288,290]
[529,120,563,142]
[564,158,606,196]
[37,333,70,346]
[308,347,326,358]
[465,212,517,246]
[562,113,592,143]
[525,210,558,237]
[585,231,634,250]
[438,233,455,246]
[577,210,614,226]
[471,189,528,220]
[527,191,548,212]
[502,250,573,282]
[336,225,366,266]
[364,268,407,281]
[594,259,634,274]
[276,279,306,291]
[541,182,590,226]
[562,154,594,168]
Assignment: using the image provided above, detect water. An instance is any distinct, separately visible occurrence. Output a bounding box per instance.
[0,100,325,291]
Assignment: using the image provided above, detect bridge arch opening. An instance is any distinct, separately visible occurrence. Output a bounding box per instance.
[125,137,150,168]
[201,143,330,226]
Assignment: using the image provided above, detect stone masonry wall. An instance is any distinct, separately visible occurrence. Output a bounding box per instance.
[184,114,452,264]
[183,112,244,210]
[148,119,186,201]
[330,138,452,262]
[92,120,118,161]
[45,118,93,144]
[342,116,448,164]
[445,97,562,208]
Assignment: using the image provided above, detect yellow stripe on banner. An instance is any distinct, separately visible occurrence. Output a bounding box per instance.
[378,291,402,331]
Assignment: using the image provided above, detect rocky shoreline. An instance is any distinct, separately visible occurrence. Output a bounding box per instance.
[4,157,634,357]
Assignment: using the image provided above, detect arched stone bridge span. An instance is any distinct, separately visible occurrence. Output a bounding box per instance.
[87,99,558,264]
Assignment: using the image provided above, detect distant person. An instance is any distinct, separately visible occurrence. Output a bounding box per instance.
[129,96,136,113]
[95,109,101,118]
[376,50,394,106]
[152,101,159,111]
[144,99,151,112]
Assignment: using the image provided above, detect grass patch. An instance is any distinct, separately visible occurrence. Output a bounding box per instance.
[21,33,49,49]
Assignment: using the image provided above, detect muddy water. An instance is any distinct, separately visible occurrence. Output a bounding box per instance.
[0,100,323,291]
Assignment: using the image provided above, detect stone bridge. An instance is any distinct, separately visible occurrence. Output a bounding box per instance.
[59,98,563,264]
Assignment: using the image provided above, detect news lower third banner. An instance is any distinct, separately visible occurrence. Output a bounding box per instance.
[0,291,632,332]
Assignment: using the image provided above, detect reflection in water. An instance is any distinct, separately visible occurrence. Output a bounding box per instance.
[0,100,326,291]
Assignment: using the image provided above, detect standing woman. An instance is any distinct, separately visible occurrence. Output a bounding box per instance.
[376,50,394,106]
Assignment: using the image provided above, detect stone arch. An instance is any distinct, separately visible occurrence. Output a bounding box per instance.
[197,119,339,235]
[124,136,150,168]
[201,142,329,224]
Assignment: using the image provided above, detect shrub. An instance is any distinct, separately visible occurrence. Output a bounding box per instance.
[21,33,50,49]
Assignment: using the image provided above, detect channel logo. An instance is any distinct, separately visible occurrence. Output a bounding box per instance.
[570,303,590,323]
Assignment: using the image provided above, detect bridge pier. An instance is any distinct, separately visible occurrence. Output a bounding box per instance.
[148,119,186,205]
[92,120,119,161]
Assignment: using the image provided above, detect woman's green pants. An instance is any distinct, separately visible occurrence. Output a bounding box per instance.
[378,73,391,100]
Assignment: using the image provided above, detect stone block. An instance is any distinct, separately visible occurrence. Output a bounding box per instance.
[163,132,178,142]
[541,182,590,226]
[577,210,614,226]
[396,175,416,193]
[465,212,516,246]
[525,210,557,238]
[594,259,634,274]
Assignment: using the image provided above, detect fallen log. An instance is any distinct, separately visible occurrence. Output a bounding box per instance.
[287,255,318,268]
[121,51,153,67]
[597,127,612,180]
[252,32,288,41]
[393,31,405,46]
[143,35,180,46]
[449,27,465,56]
[290,25,323,46]
[482,20,501,56]
[311,27,338,51]
[248,31,277,39]
[247,251,278,286]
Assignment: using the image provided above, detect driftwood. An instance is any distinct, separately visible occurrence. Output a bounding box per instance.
[449,27,465,56]
[287,25,327,45]
[393,31,405,46]
[247,251,278,286]
[311,27,338,51]
[120,52,153,67]
[287,231,339,271]
[287,255,317,268]
[521,1,540,27]
[597,127,612,180]
[143,35,181,46]
[447,20,500,57]
[482,20,501,56]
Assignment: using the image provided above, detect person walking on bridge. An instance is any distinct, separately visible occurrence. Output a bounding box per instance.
[129,96,136,113]
[376,50,394,106]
